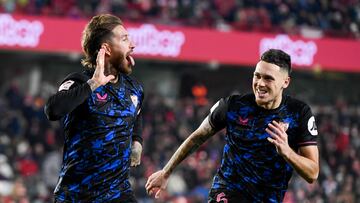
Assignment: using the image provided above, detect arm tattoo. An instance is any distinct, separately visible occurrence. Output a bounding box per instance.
[188,123,215,154]
[163,117,217,176]
[87,79,99,91]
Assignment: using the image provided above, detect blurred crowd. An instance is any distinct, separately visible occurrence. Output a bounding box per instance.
[0,0,359,38]
[0,81,359,203]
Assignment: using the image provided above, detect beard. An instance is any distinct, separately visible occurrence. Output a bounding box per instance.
[109,54,133,75]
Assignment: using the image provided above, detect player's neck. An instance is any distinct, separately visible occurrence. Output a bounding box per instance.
[110,75,118,83]
[259,95,282,110]
[105,65,119,83]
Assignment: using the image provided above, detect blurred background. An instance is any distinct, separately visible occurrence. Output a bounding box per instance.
[0,0,360,202]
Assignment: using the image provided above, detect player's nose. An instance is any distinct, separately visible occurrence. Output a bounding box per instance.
[130,39,135,50]
[257,78,266,87]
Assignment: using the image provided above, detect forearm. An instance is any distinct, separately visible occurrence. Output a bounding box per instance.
[132,112,143,145]
[163,117,215,177]
[44,82,92,120]
[283,149,319,183]
[87,79,101,91]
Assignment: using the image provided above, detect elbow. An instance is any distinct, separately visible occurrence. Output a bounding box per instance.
[305,176,317,184]
[305,170,319,184]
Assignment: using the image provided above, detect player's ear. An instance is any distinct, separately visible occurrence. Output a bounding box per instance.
[101,43,111,56]
[283,76,290,89]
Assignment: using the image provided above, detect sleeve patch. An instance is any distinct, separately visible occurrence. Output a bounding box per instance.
[58,80,75,91]
[307,116,318,136]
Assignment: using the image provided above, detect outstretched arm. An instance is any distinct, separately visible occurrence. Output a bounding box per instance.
[163,116,216,176]
[145,116,217,198]
[266,120,319,183]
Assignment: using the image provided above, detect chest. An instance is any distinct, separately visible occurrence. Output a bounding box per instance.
[87,85,140,119]
[226,106,300,143]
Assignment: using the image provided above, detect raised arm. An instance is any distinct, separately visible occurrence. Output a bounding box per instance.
[145,116,217,198]
[44,79,92,120]
[44,48,114,120]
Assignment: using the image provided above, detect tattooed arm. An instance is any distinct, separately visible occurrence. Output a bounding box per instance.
[163,116,216,176]
[145,116,217,198]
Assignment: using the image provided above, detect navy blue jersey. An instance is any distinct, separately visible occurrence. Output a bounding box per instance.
[208,93,318,202]
[45,70,144,202]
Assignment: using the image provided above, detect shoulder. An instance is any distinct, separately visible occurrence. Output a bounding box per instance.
[213,93,254,112]
[57,71,90,91]
[285,95,312,113]
[228,93,255,105]
[62,71,91,84]
[124,75,144,92]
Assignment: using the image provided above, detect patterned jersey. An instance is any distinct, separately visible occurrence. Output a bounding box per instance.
[208,93,318,202]
[45,70,144,202]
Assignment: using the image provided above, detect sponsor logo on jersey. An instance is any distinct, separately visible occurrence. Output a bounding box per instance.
[239,117,249,126]
[279,122,289,131]
[96,93,108,102]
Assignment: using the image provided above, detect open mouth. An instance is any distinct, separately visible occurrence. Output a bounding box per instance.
[256,89,268,98]
[126,55,135,67]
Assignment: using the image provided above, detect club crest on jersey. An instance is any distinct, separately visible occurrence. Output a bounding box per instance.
[279,122,289,131]
[130,95,138,107]
[96,93,108,102]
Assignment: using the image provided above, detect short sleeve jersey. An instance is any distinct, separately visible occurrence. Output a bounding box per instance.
[209,93,318,202]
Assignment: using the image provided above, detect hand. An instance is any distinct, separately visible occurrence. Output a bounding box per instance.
[89,48,115,89]
[130,141,142,167]
[266,120,292,158]
[145,170,169,199]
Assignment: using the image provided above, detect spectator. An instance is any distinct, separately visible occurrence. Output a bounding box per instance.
[0,0,358,38]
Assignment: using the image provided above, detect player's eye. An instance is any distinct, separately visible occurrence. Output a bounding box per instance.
[263,76,274,81]
[123,36,129,41]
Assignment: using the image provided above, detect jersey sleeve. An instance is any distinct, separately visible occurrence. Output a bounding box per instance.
[44,72,92,121]
[296,104,318,147]
[208,97,229,131]
[132,111,143,145]
[132,84,144,145]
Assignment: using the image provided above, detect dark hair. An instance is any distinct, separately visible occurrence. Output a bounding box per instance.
[81,14,123,68]
[260,49,291,75]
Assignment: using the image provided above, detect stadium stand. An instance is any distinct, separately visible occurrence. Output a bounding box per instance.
[0,1,359,202]
[0,0,359,38]
[0,65,359,202]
